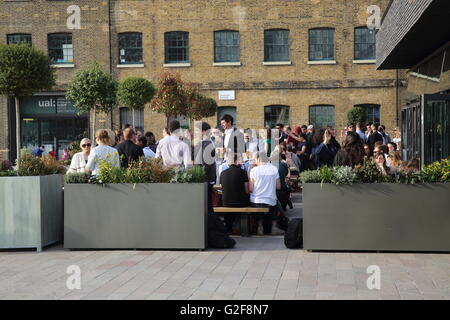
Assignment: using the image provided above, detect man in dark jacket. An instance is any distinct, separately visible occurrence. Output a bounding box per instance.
[115,127,144,168]
[367,123,383,149]
[194,122,217,212]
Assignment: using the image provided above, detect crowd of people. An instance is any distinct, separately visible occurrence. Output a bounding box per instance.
[64,113,415,236]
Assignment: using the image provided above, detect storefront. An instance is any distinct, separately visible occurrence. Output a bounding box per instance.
[18,94,88,159]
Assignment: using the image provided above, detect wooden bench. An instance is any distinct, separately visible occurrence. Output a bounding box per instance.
[213,207,269,237]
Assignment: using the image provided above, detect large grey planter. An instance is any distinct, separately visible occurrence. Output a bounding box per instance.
[64,183,207,250]
[0,175,64,252]
[303,183,450,252]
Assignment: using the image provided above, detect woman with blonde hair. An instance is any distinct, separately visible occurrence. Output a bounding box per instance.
[67,138,92,174]
[387,151,403,174]
[85,129,120,175]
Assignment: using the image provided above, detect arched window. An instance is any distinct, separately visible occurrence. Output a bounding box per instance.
[264,29,290,62]
[309,28,334,61]
[48,33,73,64]
[118,32,143,64]
[164,31,189,63]
[7,33,32,45]
[354,27,376,60]
[120,107,144,132]
[264,105,290,128]
[355,104,380,124]
[309,105,335,128]
[214,30,240,63]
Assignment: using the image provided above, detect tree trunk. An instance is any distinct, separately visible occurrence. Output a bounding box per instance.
[92,106,96,142]
[132,109,135,129]
[15,96,20,166]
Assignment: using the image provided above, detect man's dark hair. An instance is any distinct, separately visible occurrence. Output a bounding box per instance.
[356,122,363,128]
[373,123,380,130]
[276,123,284,128]
[220,114,234,125]
[124,123,131,129]
[201,122,211,132]
[301,125,307,129]
[137,135,147,147]
[169,120,181,133]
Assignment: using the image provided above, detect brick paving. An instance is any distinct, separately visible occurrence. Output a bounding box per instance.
[0,193,449,300]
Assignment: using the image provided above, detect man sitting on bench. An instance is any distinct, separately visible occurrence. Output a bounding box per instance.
[248,152,281,235]
[220,153,250,233]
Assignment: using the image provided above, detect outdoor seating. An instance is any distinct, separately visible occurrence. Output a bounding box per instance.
[213,207,269,237]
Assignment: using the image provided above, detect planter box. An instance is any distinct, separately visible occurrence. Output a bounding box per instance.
[0,175,64,252]
[64,183,207,250]
[303,183,450,252]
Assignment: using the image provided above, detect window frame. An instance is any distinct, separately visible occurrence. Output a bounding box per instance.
[309,105,336,129]
[214,30,240,63]
[264,29,290,62]
[264,105,290,128]
[308,28,335,61]
[164,31,189,64]
[355,104,381,124]
[47,33,73,64]
[7,33,32,45]
[354,26,376,61]
[118,32,143,65]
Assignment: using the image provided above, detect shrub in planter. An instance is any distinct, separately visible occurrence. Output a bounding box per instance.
[171,166,206,183]
[422,158,450,182]
[16,152,66,176]
[64,172,92,184]
[347,106,367,125]
[331,166,357,185]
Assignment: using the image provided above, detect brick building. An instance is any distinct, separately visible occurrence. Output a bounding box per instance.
[0,0,406,162]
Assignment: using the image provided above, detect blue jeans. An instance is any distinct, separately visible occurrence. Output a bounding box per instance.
[250,203,275,234]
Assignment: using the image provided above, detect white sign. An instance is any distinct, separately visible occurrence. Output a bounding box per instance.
[218,90,235,101]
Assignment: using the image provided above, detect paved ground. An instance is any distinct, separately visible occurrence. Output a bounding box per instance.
[1,193,449,300]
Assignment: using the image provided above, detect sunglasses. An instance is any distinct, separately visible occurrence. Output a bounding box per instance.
[82,144,91,148]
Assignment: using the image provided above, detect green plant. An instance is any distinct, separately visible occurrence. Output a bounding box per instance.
[299,169,322,183]
[66,62,118,139]
[64,172,91,184]
[118,77,155,128]
[347,106,367,125]
[331,166,357,185]
[96,160,125,184]
[422,158,450,183]
[16,152,66,176]
[0,43,56,162]
[147,158,174,183]
[0,160,13,171]
[0,170,17,177]
[171,166,206,183]
[391,170,424,184]
[354,158,382,183]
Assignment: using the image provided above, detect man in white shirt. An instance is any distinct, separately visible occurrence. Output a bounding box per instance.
[249,152,281,235]
[156,120,192,168]
[220,114,245,156]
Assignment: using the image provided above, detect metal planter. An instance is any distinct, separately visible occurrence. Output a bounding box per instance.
[64,183,207,250]
[303,183,450,252]
[0,175,63,252]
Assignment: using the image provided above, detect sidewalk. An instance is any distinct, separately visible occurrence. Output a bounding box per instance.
[0,192,449,300]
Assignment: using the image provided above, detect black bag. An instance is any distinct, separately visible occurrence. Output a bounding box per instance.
[284,218,303,249]
[207,213,236,249]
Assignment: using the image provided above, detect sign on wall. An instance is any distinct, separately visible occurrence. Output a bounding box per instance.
[20,96,80,115]
[218,90,235,101]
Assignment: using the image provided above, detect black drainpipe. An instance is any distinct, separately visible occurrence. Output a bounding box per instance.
[108,0,114,129]
[396,69,399,127]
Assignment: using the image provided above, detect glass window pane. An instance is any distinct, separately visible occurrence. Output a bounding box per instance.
[309,29,334,61]
[309,105,335,128]
[264,105,290,128]
[354,27,376,60]
[264,29,290,62]
[165,32,189,63]
[48,34,73,64]
[7,34,32,45]
[214,31,240,62]
[118,33,143,64]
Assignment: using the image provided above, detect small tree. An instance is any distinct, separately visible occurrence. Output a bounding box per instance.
[66,62,118,140]
[117,77,155,128]
[0,44,56,162]
[150,71,218,124]
[347,106,367,125]
[150,71,188,118]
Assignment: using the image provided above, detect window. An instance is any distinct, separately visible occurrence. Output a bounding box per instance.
[309,105,335,128]
[120,107,144,132]
[217,107,237,127]
[356,104,380,124]
[354,27,376,60]
[214,30,240,63]
[412,51,445,80]
[7,33,32,45]
[264,105,289,128]
[48,33,73,64]
[264,29,290,62]
[118,32,143,64]
[309,28,334,61]
[164,32,189,64]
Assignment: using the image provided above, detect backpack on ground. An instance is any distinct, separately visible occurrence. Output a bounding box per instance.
[207,213,236,249]
[284,218,303,249]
